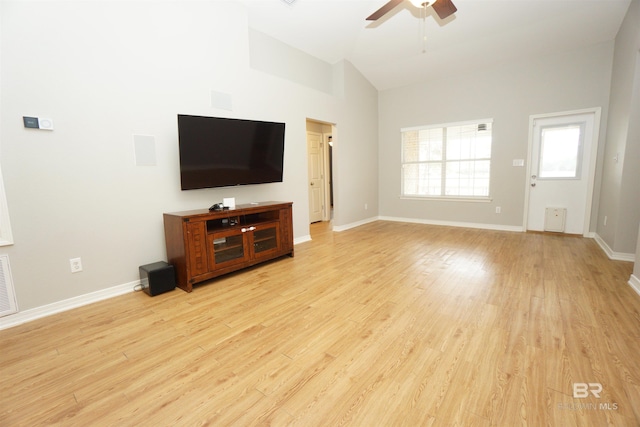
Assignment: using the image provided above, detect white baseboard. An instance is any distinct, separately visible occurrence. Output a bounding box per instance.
[333,216,379,232]
[629,274,640,297]
[378,216,524,232]
[593,233,636,262]
[294,235,312,245]
[0,280,138,331]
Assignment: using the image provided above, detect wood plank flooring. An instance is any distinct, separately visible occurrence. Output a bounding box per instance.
[1,221,639,426]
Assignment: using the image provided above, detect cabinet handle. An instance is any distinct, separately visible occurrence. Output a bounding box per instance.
[249,226,256,231]
[241,228,247,233]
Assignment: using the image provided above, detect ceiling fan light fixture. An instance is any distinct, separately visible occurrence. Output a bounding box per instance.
[409,0,436,8]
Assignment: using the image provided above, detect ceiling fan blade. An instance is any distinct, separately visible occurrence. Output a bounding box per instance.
[431,0,457,19]
[366,0,404,21]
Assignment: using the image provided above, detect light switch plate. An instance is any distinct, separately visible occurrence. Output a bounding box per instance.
[23,116,54,130]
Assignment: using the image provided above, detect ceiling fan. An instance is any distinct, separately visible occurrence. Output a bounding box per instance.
[366,0,457,21]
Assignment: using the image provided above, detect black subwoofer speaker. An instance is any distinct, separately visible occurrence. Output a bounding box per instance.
[139,261,176,296]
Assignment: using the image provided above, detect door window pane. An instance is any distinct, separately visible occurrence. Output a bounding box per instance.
[539,125,582,178]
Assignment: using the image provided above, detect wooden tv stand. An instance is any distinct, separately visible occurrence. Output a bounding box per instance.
[163,201,293,292]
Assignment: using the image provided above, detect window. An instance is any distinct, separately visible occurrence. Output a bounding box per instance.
[538,124,583,179]
[401,120,492,199]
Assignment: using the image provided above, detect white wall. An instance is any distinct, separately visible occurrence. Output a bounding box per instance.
[378,42,614,229]
[0,1,378,312]
[332,61,379,227]
[597,0,640,255]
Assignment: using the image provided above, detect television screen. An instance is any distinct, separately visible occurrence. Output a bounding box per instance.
[178,114,285,190]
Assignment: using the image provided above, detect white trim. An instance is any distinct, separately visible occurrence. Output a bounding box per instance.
[523,107,601,237]
[295,235,312,245]
[322,131,333,222]
[629,274,640,298]
[333,216,378,232]
[401,118,494,132]
[400,196,492,203]
[0,280,138,331]
[593,233,636,262]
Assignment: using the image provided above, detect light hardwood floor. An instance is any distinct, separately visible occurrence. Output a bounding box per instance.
[1,221,639,426]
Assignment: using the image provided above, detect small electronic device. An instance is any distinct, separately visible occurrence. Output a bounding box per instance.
[139,261,176,296]
[209,203,228,211]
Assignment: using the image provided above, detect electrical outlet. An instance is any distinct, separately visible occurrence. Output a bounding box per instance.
[495,206,501,214]
[364,203,368,210]
[70,257,83,273]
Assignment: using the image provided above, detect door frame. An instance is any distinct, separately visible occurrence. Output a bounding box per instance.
[322,133,333,221]
[306,119,336,224]
[522,107,602,236]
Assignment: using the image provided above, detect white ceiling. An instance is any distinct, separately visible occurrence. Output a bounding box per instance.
[240,0,631,91]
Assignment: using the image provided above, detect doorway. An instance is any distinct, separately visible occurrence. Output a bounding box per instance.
[306,119,334,225]
[524,108,601,235]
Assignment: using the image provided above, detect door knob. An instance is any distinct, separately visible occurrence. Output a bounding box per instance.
[531,174,537,179]
[531,183,536,187]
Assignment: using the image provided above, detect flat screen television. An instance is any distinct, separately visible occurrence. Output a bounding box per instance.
[177,114,286,190]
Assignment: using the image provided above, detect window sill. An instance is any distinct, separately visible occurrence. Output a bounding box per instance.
[400,196,493,203]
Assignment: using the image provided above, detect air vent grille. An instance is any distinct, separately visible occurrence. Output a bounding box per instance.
[0,255,18,317]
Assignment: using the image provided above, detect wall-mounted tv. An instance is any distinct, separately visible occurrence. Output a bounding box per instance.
[177,114,286,190]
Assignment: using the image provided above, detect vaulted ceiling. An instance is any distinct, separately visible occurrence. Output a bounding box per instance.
[240,0,631,91]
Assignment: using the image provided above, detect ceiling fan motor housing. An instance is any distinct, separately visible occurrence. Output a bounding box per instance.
[367,0,455,22]
[409,0,436,8]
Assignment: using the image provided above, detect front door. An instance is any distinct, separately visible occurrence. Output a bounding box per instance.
[526,110,599,235]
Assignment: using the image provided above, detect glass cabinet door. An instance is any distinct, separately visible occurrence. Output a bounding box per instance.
[208,230,248,269]
[251,223,280,259]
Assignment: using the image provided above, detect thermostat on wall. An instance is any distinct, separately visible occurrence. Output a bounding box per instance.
[23,116,54,130]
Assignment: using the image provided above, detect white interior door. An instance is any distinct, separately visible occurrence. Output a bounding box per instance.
[307,131,325,223]
[526,111,598,235]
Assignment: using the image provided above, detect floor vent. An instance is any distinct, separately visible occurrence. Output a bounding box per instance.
[0,255,18,317]
[544,207,567,232]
